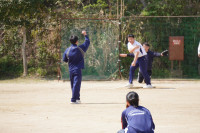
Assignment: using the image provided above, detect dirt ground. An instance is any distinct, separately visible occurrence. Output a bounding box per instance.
[0,79,200,133]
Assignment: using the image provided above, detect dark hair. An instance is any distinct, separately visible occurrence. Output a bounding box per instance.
[126,91,139,107]
[70,35,78,44]
[143,42,150,47]
[128,34,134,38]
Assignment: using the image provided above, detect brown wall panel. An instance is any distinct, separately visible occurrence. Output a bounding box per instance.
[169,36,184,61]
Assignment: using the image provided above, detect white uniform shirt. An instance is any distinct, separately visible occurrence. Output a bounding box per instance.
[127,40,147,58]
[198,42,200,55]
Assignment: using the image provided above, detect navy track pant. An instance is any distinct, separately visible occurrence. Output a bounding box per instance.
[138,70,152,83]
[129,56,151,85]
[69,69,82,102]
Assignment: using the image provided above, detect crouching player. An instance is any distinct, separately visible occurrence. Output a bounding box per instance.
[117,91,155,133]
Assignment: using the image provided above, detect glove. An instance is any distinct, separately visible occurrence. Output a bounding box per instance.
[161,50,168,56]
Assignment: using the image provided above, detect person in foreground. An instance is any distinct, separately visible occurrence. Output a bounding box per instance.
[63,30,90,104]
[117,91,155,133]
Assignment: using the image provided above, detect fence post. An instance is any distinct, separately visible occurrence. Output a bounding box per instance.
[118,19,122,79]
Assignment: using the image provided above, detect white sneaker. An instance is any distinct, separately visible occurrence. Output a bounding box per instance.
[70,100,81,104]
[70,101,78,104]
[143,84,153,88]
[125,83,133,88]
[76,100,81,104]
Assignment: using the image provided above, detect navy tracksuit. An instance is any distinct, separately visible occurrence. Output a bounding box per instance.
[120,106,155,133]
[63,35,90,102]
[127,50,161,83]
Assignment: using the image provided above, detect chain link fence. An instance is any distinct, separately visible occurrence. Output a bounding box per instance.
[60,18,120,80]
[60,17,200,80]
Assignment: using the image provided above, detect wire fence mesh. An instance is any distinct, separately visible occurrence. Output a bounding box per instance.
[60,17,200,80]
[60,19,120,80]
[120,17,200,78]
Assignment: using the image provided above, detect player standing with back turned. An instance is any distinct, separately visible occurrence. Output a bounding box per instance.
[63,31,90,104]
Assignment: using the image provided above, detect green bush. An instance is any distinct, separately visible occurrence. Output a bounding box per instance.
[36,68,47,77]
[0,56,23,79]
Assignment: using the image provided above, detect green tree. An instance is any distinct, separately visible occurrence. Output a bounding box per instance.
[0,0,58,76]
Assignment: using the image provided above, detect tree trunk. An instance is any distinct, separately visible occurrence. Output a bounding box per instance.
[120,0,122,18]
[117,0,119,18]
[22,26,28,76]
[108,0,112,18]
[123,0,125,16]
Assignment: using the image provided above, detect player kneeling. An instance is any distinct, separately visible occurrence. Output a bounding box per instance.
[117,91,155,133]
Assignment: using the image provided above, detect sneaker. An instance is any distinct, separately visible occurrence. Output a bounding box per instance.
[70,101,78,104]
[143,84,153,88]
[125,83,133,88]
[70,100,81,104]
[76,100,81,104]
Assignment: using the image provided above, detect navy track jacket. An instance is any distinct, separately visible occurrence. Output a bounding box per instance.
[63,35,90,71]
[121,106,155,133]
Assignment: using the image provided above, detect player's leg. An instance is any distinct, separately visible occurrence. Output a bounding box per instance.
[137,70,144,83]
[72,69,82,101]
[138,57,152,87]
[76,69,82,101]
[69,71,74,90]
[142,70,152,83]
[125,64,139,88]
[128,63,139,84]
[147,70,152,81]
[70,70,76,102]
[71,69,82,103]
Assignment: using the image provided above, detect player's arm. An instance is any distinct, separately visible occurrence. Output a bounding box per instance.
[120,53,135,58]
[79,31,90,52]
[153,52,162,57]
[120,54,127,57]
[62,51,68,63]
[160,50,168,57]
[121,110,127,129]
[146,109,155,130]
[128,45,140,53]
[132,51,139,66]
[127,53,135,57]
